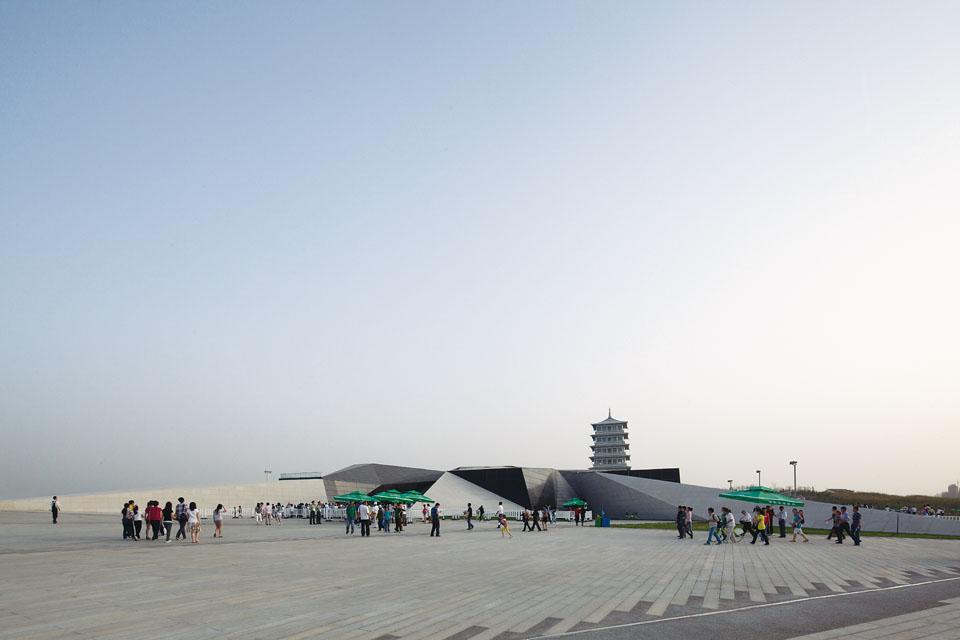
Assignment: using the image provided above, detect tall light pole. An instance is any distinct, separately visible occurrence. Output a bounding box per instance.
[727,479,733,490]
[789,461,798,494]
[756,470,761,486]
[264,470,272,483]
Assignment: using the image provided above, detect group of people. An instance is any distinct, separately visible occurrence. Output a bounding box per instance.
[677,504,863,546]
[341,501,443,537]
[520,506,554,532]
[119,498,228,544]
[825,505,863,545]
[253,502,285,525]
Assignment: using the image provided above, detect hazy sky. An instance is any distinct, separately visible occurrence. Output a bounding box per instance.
[2,3,959,499]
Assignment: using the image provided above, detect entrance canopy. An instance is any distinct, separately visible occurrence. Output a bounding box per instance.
[718,486,804,507]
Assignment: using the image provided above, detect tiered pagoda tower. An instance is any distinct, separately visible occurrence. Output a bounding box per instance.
[589,410,630,470]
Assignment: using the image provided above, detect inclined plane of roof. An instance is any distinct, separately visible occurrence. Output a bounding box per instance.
[592,416,626,425]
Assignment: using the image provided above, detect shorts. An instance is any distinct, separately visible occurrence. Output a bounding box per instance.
[190,523,201,533]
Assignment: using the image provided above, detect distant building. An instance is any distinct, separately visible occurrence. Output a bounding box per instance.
[942,482,959,498]
[589,410,630,471]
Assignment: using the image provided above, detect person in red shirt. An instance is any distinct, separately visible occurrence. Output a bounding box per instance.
[147,501,164,541]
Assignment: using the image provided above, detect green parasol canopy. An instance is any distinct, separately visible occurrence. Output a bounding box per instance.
[332,491,371,503]
[718,486,804,507]
[562,498,588,508]
[371,491,414,504]
[401,491,433,503]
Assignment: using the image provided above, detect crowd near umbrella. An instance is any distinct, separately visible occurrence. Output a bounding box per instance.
[717,486,805,507]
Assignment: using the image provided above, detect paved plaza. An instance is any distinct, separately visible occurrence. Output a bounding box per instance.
[1,512,959,640]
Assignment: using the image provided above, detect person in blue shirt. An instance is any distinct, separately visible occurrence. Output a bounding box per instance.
[430,503,441,537]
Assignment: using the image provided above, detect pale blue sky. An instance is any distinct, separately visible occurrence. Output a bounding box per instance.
[2,2,959,498]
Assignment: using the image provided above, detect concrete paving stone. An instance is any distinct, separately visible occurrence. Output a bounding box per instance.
[2,512,960,640]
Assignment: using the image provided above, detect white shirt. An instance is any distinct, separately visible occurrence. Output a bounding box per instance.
[497,505,504,515]
[188,509,199,524]
[359,504,370,520]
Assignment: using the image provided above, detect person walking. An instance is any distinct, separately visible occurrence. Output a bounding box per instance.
[705,508,723,545]
[309,501,317,525]
[790,508,809,542]
[676,506,687,539]
[345,502,356,535]
[738,510,753,539]
[478,505,485,522]
[831,507,845,543]
[162,501,174,543]
[825,507,839,540]
[532,507,542,532]
[132,504,143,540]
[466,503,474,530]
[839,506,852,543]
[213,504,225,538]
[188,502,201,543]
[51,496,60,524]
[175,497,189,540]
[685,506,694,539]
[522,508,532,532]
[778,507,787,538]
[498,512,512,538]
[750,507,769,545]
[430,503,441,537]
[541,507,549,532]
[382,504,392,534]
[395,504,404,532]
[722,507,737,543]
[850,506,862,546]
[147,501,163,541]
[359,502,371,537]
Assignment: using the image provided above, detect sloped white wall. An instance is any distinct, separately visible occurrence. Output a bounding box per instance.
[0,479,326,515]
[423,472,525,514]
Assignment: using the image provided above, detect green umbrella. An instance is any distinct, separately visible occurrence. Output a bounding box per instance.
[562,498,588,508]
[371,491,414,504]
[718,486,804,507]
[401,491,434,503]
[332,491,371,503]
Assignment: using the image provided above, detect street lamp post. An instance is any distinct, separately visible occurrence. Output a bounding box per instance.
[756,470,761,486]
[264,470,272,483]
[727,479,733,490]
[789,461,798,494]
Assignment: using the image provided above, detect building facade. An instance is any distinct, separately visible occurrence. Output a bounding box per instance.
[589,410,630,470]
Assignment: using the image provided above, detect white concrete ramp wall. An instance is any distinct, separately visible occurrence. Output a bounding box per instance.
[581,473,960,536]
[423,472,525,514]
[0,479,327,515]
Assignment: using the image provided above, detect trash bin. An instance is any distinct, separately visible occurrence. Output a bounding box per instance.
[601,514,611,527]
